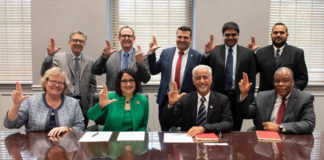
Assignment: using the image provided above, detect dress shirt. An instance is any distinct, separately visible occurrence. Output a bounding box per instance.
[121,48,134,69]
[270,91,291,123]
[169,47,189,93]
[196,91,210,118]
[273,45,286,57]
[225,44,237,90]
[71,53,82,67]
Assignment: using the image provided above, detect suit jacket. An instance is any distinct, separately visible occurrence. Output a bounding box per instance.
[91,49,151,91]
[162,91,233,133]
[148,47,203,105]
[202,44,256,102]
[40,51,97,115]
[256,44,308,91]
[240,88,315,134]
[87,92,149,131]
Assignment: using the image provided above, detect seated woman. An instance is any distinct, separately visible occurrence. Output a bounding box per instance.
[3,67,85,136]
[87,69,149,131]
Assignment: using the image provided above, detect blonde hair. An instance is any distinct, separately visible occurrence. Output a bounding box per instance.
[40,67,69,93]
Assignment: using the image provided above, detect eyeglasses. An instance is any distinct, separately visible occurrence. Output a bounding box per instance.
[47,79,65,86]
[120,34,134,38]
[71,39,85,43]
[121,79,135,85]
[224,33,238,37]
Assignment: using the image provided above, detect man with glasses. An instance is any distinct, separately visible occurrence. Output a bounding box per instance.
[91,26,150,91]
[238,67,315,134]
[202,22,256,131]
[249,22,308,92]
[41,31,97,128]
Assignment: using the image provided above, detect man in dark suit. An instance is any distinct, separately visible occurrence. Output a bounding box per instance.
[162,65,233,135]
[91,26,150,91]
[251,22,308,92]
[41,31,96,127]
[148,26,204,131]
[239,67,315,134]
[202,22,256,131]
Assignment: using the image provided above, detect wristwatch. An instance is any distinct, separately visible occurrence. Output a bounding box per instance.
[278,124,284,132]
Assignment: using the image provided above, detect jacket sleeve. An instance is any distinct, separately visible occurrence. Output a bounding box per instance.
[91,55,109,75]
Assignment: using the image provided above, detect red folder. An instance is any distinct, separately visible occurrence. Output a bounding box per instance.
[194,133,219,142]
[256,130,281,141]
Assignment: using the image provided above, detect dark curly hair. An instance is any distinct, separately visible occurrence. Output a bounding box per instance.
[114,69,140,96]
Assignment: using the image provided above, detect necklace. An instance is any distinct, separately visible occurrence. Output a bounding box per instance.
[126,101,130,104]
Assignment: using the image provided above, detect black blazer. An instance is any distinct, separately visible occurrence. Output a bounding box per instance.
[202,44,256,102]
[256,44,308,91]
[162,91,233,133]
[240,88,315,134]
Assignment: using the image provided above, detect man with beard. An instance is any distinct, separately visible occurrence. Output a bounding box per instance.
[162,65,233,135]
[253,22,308,92]
[202,22,256,131]
[91,26,151,91]
[148,26,204,131]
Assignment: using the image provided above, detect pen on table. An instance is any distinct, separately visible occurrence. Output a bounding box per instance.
[92,132,99,137]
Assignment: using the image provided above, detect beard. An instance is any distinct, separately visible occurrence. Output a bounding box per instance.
[272,39,287,48]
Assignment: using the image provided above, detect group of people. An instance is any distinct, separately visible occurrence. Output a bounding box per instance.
[3,21,315,138]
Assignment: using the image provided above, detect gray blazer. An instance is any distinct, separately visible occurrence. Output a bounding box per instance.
[240,88,316,134]
[41,51,97,115]
[91,49,151,91]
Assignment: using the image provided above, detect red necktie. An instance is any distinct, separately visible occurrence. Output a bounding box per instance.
[276,97,286,124]
[175,51,184,89]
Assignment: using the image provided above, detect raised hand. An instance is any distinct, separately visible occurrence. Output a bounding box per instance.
[99,84,117,109]
[47,38,62,56]
[135,45,144,64]
[238,72,252,99]
[12,82,30,107]
[205,34,217,54]
[102,40,117,58]
[248,36,260,51]
[168,82,186,106]
[148,35,161,54]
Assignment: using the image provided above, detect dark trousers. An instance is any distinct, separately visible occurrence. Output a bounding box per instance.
[159,95,172,131]
[73,96,89,128]
[224,90,242,131]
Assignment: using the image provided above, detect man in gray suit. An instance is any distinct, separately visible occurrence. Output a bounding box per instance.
[41,31,97,127]
[91,26,150,91]
[239,67,315,134]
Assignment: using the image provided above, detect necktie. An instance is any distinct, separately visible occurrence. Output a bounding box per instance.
[196,97,207,126]
[275,48,280,63]
[276,97,286,124]
[197,143,207,160]
[121,53,129,70]
[74,57,81,96]
[225,47,233,90]
[175,51,184,89]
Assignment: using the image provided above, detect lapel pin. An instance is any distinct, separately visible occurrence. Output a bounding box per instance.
[82,59,85,63]
[136,101,139,104]
[210,106,213,109]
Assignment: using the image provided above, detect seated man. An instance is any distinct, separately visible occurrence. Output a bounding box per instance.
[162,65,233,136]
[239,67,315,134]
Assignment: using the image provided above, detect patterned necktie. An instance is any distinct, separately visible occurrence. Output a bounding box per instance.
[121,53,129,70]
[196,97,207,126]
[276,97,286,124]
[175,51,184,89]
[74,57,81,96]
[225,47,233,90]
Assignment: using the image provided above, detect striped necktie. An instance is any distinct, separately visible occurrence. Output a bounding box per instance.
[74,57,81,96]
[196,97,207,126]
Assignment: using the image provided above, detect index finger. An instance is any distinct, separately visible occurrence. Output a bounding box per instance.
[16,81,22,92]
[102,83,108,93]
[209,34,214,42]
[106,40,111,48]
[243,72,249,82]
[137,45,142,53]
[171,81,178,92]
[152,35,157,44]
[251,36,255,44]
[50,38,55,48]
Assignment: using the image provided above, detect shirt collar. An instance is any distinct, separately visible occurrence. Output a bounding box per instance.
[71,52,82,60]
[273,44,286,53]
[277,90,292,101]
[176,47,190,55]
[122,48,134,56]
[225,44,237,51]
[197,91,211,103]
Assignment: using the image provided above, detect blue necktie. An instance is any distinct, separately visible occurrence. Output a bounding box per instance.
[196,97,207,126]
[225,47,233,90]
[121,53,129,70]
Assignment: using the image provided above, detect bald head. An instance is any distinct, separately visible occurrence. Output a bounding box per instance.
[274,67,295,97]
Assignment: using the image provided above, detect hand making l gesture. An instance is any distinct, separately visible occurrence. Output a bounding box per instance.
[102,40,117,58]
[168,82,186,106]
[148,35,161,54]
[204,34,218,54]
[99,84,117,109]
[47,38,62,56]
[247,36,260,51]
[238,72,252,99]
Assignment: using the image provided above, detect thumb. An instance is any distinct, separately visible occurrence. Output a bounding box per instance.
[22,96,30,100]
[179,92,187,97]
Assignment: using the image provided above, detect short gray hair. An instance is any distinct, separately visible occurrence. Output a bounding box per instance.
[192,65,212,78]
[69,31,87,42]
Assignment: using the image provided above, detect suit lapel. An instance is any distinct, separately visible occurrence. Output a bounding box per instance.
[235,45,242,83]
[183,48,193,86]
[129,48,137,69]
[206,92,215,122]
[220,45,226,72]
[67,52,75,76]
[116,50,122,71]
[191,92,198,123]
[276,45,290,68]
[167,48,176,80]
[80,54,87,79]
[283,89,296,122]
[265,91,277,121]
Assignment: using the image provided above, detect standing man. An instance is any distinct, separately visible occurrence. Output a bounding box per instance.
[41,31,97,127]
[250,22,308,92]
[91,26,150,91]
[162,65,233,135]
[148,26,204,131]
[203,22,257,131]
[239,67,315,134]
